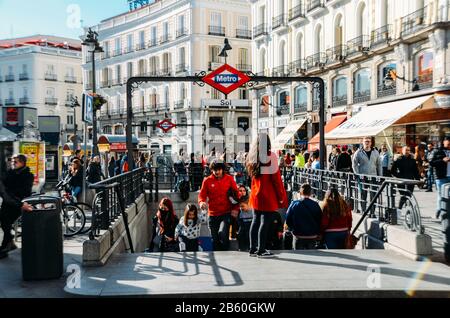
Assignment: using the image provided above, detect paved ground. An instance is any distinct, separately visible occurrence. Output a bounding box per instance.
[0,187,448,298]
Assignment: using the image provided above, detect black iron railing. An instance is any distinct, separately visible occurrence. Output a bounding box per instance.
[88,168,145,248]
[272,65,290,76]
[332,94,347,107]
[253,24,268,38]
[371,24,392,47]
[208,26,225,36]
[160,34,171,44]
[377,82,397,98]
[288,168,424,233]
[346,35,370,56]
[353,89,371,103]
[4,74,14,82]
[326,45,347,64]
[19,73,29,81]
[237,64,251,72]
[159,67,172,76]
[19,97,29,105]
[65,75,77,83]
[272,14,287,30]
[176,28,188,38]
[307,0,325,13]
[136,42,146,51]
[5,98,15,105]
[294,102,307,113]
[176,63,188,73]
[401,6,428,37]
[415,73,433,90]
[289,4,305,21]
[290,59,307,74]
[306,52,327,70]
[148,39,158,48]
[45,97,58,105]
[45,73,57,81]
[236,29,252,39]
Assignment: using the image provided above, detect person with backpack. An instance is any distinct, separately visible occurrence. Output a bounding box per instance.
[285,183,322,250]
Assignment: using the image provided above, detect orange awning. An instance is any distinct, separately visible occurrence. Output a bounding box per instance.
[308,115,347,152]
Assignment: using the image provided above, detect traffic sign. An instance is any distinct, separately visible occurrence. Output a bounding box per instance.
[156,119,176,133]
[202,64,251,95]
[82,94,93,124]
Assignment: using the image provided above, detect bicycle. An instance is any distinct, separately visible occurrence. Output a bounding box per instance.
[55,178,92,237]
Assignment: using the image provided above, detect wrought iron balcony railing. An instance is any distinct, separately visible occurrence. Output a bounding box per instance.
[401,6,428,38]
[19,73,29,81]
[306,52,327,70]
[176,28,188,38]
[294,102,307,113]
[65,75,77,83]
[272,14,287,30]
[332,95,348,107]
[19,97,30,105]
[289,4,305,21]
[353,89,371,103]
[346,35,370,56]
[45,97,58,105]
[253,24,268,38]
[45,73,57,81]
[370,24,392,47]
[208,26,225,36]
[236,29,252,39]
[377,82,397,98]
[290,59,307,74]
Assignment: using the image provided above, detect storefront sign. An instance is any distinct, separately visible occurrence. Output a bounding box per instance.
[202,64,250,95]
[203,99,249,108]
[5,107,18,126]
[110,143,127,151]
[19,142,45,187]
[98,144,111,153]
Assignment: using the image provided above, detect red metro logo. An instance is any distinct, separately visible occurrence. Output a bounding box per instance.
[202,64,251,95]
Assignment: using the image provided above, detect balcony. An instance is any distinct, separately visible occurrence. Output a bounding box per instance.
[5,74,15,82]
[176,28,188,38]
[415,73,433,90]
[101,51,111,59]
[19,73,29,81]
[253,24,268,38]
[236,64,251,72]
[155,103,169,111]
[377,82,397,98]
[325,45,347,65]
[112,49,122,57]
[401,6,428,38]
[306,0,326,17]
[45,73,57,81]
[175,100,185,109]
[136,42,146,51]
[294,102,307,113]
[159,35,171,44]
[5,98,15,106]
[272,14,287,31]
[276,104,290,116]
[305,52,327,70]
[326,0,347,7]
[290,59,307,74]
[176,64,188,74]
[65,75,77,83]
[236,29,252,39]
[123,46,134,54]
[208,26,225,37]
[101,80,111,88]
[332,95,347,107]
[289,4,305,22]
[353,90,371,104]
[370,24,392,48]
[45,97,58,105]
[346,35,370,57]
[65,99,75,106]
[159,67,172,76]
[272,65,290,77]
[148,39,157,48]
[19,97,30,105]
[111,78,122,86]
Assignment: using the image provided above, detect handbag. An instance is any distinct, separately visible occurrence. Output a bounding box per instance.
[345,233,358,249]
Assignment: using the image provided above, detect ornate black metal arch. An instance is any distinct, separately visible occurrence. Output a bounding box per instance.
[125,74,325,170]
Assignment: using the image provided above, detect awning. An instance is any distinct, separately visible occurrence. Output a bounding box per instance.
[308,115,347,151]
[272,119,307,152]
[97,134,139,152]
[325,95,432,145]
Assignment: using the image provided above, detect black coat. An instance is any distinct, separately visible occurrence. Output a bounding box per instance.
[1,166,34,209]
[430,148,449,180]
[391,155,420,180]
[336,152,353,172]
[68,168,84,188]
[87,162,104,183]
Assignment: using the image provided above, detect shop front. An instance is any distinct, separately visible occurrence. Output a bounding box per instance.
[308,115,347,152]
[271,118,307,153]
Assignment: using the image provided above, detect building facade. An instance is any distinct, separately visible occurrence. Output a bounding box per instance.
[83,0,252,158]
[250,0,450,153]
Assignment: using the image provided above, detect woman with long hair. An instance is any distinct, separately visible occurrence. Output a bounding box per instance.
[320,188,353,249]
[151,197,179,252]
[68,159,83,201]
[246,133,288,257]
[175,203,207,251]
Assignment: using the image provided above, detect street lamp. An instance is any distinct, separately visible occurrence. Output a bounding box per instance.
[68,96,80,152]
[218,38,232,65]
[82,28,104,156]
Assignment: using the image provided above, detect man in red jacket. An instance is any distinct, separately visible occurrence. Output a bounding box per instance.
[199,160,239,251]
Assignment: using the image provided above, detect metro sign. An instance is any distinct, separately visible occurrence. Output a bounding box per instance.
[202,64,251,95]
[156,119,177,133]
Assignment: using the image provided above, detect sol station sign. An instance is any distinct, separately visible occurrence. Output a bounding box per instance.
[202,64,250,95]
[156,118,177,133]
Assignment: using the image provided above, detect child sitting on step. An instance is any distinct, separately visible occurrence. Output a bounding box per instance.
[175,203,207,252]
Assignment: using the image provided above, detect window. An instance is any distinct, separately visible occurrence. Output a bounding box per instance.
[46,65,55,74]
[209,45,221,63]
[23,87,28,98]
[163,22,169,38]
[8,66,13,75]
[209,116,224,135]
[66,89,75,101]
[238,16,249,30]
[139,31,145,46]
[354,69,371,94]
[149,56,159,75]
[238,48,249,68]
[116,65,121,81]
[46,87,55,97]
[127,62,133,78]
[314,24,323,54]
[178,15,185,30]
[295,85,308,106]
[211,88,223,99]
[8,88,13,99]
[379,62,396,85]
[239,88,248,100]
[104,41,110,54]
[333,77,347,98]
[211,12,222,27]
[356,2,368,37]
[414,50,433,89]
[138,59,146,75]
[151,26,157,43]
[179,83,186,100]
[67,115,74,125]
[115,38,121,54]
[127,34,133,52]
[140,122,147,133]
[152,120,158,133]
[22,64,27,74]
[66,67,74,77]
[179,47,185,66]
[334,14,344,46]
[279,91,290,106]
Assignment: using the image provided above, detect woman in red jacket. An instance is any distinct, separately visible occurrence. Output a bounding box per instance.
[246,133,288,257]
[320,188,353,249]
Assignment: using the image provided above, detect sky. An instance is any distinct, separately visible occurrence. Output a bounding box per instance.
[0,0,133,40]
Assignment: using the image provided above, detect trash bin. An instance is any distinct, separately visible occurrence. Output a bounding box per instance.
[21,196,63,281]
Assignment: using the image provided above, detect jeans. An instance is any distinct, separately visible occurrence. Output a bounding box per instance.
[237,220,252,251]
[436,177,450,214]
[71,186,82,201]
[249,211,275,254]
[0,204,21,248]
[173,174,187,192]
[293,237,319,250]
[323,231,348,249]
[426,168,434,190]
[208,214,231,251]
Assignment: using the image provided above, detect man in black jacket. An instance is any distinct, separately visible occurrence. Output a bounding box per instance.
[0,154,34,259]
[430,137,450,219]
[336,145,353,172]
[391,146,420,208]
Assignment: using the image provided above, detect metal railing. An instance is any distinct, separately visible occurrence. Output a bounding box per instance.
[401,6,428,37]
[272,65,290,76]
[88,168,145,249]
[289,4,305,21]
[5,98,15,105]
[370,24,392,47]
[306,52,327,70]
[353,89,371,103]
[174,100,185,109]
[19,73,29,81]
[236,29,252,39]
[19,97,29,105]
[208,26,225,36]
[294,102,307,113]
[176,63,188,73]
[307,0,325,13]
[148,39,158,48]
[64,75,77,83]
[346,35,370,56]
[415,73,433,90]
[176,28,188,38]
[45,97,58,105]
[276,103,290,115]
[253,23,268,38]
[377,82,397,98]
[159,34,171,44]
[237,64,251,72]
[136,42,146,51]
[4,74,14,82]
[45,73,57,81]
[272,14,287,30]
[159,67,172,76]
[332,95,347,107]
[326,45,347,64]
[288,168,424,233]
[290,59,307,74]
